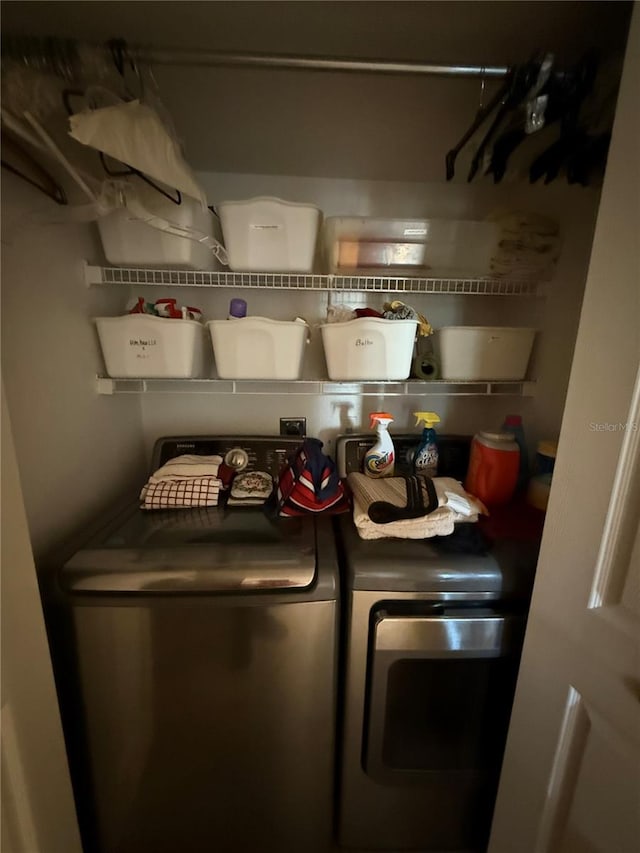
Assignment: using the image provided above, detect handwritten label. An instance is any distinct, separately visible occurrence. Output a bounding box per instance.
[129,338,158,347]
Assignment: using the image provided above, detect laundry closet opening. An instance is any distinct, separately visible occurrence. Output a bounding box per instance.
[0,3,634,853]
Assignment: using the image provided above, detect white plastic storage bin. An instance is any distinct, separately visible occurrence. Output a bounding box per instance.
[95,315,208,378]
[207,317,308,379]
[324,217,499,277]
[217,196,321,272]
[320,318,418,380]
[98,190,222,270]
[433,326,536,380]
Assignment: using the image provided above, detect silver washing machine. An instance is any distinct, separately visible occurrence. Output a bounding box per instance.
[335,434,539,852]
[56,436,339,853]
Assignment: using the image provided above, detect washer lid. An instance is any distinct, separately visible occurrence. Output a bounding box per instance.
[61,507,316,593]
[336,516,537,598]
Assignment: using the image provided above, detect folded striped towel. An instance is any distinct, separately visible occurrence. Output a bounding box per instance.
[347,473,486,540]
[140,477,222,510]
[139,453,225,509]
[149,454,223,482]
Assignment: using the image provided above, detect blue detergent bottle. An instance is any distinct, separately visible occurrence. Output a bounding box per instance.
[413,412,441,477]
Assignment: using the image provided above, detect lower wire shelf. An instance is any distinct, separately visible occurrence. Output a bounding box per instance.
[96,377,536,397]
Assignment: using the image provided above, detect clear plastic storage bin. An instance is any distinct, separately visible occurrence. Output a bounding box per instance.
[95,315,209,378]
[98,191,222,270]
[320,318,418,380]
[217,196,321,272]
[324,217,499,277]
[207,317,309,379]
[433,326,536,380]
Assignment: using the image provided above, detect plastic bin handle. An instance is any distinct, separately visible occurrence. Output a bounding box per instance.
[124,194,229,266]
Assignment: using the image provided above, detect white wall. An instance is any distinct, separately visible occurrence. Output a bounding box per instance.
[1,174,146,561]
[139,171,600,459]
[1,387,83,853]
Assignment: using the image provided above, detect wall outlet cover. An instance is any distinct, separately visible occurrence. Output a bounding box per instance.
[280,418,307,437]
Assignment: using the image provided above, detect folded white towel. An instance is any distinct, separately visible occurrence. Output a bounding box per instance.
[352,495,456,540]
[347,473,486,540]
[150,454,223,481]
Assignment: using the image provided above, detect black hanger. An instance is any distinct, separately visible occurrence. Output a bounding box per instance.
[1,131,67,204]
[445,75,512,181]
[99,152,182,205]
[467,62,542,182]
[529,54,598,185]
[485,54,556,183]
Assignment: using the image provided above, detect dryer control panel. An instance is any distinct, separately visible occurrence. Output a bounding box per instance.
[336,434,472,481]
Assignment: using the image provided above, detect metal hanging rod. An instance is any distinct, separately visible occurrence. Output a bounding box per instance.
[2,35,510,79]
[134,47,510,78]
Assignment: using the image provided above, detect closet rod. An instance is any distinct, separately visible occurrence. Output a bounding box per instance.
[134,46,510,78]
[1,36,509,79]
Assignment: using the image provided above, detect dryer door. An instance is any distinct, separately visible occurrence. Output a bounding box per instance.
[365,605,524,786]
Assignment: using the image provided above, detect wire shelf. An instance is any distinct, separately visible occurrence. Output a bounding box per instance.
[85,265,330,290]
[332,275,541,295]
[96,377,536,397]
[85,264,543,296]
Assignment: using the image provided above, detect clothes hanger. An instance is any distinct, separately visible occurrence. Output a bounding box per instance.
[1,130,67,204]
[529,54,598,185]
[485,54,556,183]
[99,151,182,205]
[445,71,513,181]
[467,61,541,182]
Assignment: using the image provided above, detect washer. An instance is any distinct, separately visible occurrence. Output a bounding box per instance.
[335,434,539,852]
[55,435,339,853]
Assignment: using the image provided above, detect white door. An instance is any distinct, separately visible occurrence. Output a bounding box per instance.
[489,9,640,853]
[1,387,83,853]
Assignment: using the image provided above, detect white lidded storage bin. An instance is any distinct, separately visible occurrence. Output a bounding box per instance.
[207,317,308,379]
[95,315,208,378]
[324,217,499,277]
[320,318,418,380]
[217,196,321,272]
[433,326,536,380]
[98,188,222,270]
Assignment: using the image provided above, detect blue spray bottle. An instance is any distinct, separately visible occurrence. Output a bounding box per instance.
[413,412,441,477]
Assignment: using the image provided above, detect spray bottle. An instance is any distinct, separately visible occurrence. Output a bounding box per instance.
[364,412,395,478]
[413,412,441,477]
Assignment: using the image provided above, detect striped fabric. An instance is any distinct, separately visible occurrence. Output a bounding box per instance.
[347,473,485,540]
[150,454,223,481]
[276,440,349,517]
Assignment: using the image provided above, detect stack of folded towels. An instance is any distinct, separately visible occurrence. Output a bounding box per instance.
[140,454,224,510]
[347,472,486,540]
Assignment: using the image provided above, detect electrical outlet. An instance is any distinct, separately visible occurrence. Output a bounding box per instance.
[280,417,306,437]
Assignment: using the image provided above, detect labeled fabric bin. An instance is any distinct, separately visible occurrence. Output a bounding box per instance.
[217,196,321,272]
[433,326,536,380]
[98,191,223,270]
[95,315,208,378]
[320,318,418,380]
[207,317,309,379]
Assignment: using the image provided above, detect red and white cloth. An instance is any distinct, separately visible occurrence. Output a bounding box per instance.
[140,454,223,510]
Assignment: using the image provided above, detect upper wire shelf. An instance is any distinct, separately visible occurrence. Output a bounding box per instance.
[96,377,537,397]
[84,265,543,296]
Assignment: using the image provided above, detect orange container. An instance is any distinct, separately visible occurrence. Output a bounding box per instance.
[465,431,520,506]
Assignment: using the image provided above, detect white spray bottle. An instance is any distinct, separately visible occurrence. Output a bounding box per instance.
[364,412,395,478]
